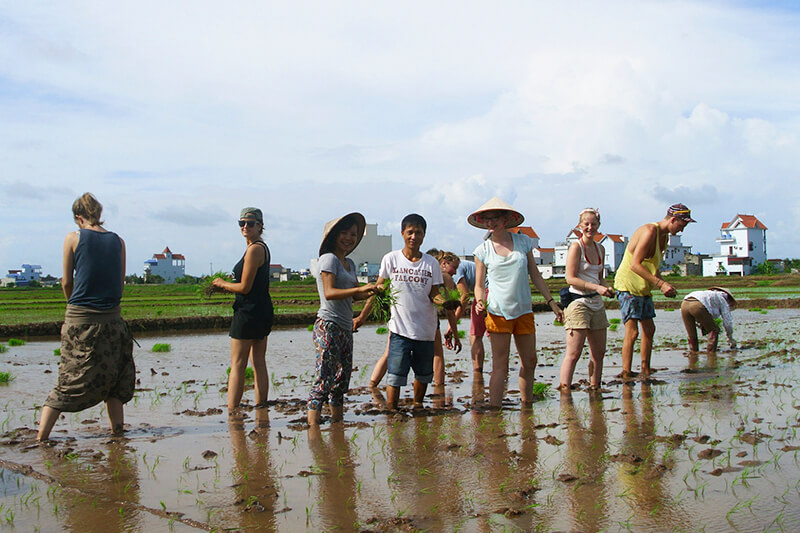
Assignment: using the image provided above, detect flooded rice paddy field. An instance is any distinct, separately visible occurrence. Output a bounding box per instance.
[2,308,800,532]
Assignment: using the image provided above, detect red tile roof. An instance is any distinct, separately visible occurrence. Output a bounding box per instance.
[604,233,625,243]
[172,254,185,260]
[722,214,767,230]
[537,247,555,253]
[509,226,539,239]
[163,246,172,254]
[154,254,166,260]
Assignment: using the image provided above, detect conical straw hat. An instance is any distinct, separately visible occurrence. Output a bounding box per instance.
[319,212,367,256]
[709,287,736,305]
[467,197,524,229]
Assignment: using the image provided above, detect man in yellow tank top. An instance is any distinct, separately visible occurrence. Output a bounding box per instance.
[614,204,696,377]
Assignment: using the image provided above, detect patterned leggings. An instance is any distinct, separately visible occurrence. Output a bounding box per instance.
[307,318,353,411]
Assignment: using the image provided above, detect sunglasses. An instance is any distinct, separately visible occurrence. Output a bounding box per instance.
[238,220,259,228]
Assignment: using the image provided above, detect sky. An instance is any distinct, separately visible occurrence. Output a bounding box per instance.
[1,1,799,277]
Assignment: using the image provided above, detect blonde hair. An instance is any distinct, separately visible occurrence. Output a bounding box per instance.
[437,251,460,264]
[72,192,104,226]
[578,207,600,224]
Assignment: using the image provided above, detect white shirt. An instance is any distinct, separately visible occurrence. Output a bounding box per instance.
[684,290,735,341]
[379,250,442,341]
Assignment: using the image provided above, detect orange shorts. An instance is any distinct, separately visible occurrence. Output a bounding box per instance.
[485,312,536,335]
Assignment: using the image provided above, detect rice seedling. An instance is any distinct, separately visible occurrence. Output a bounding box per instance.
[152,343,171,352]
[369,280,398,323]
[609,318,621,324]
[531,382,550,397]
[53,348,60,356]
[438,288,462,311]
[553,319,564,327]
[227,366,255,380]
[0,345,6,353]
[7,338,25,346]
[375,327,388,334]
[307,324,314,331]
[609,324,618,332]
[0,372,13,384]
[199,271,233,298]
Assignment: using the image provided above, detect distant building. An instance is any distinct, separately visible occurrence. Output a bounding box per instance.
[552,230,628,277]
[676,253,709,277]
[310,222,392,283]
[270,264,288,281]
[144,247,186,283]
[702,214,767,276]
[1,264,42,287]
[661,234,692,269]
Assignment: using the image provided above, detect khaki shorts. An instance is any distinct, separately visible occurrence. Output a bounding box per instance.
[563,298,610,330]
[485,312,536,335]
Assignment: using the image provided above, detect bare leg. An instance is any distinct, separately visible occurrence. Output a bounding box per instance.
[228,338,253,410]
[559,329,588,390]
[413,380,427,407]
[586,329,607,388]
[307,408,321,426]
[37,406,61,441]
[330,404,344,422]
[370,339,390,388]
[514,333,537,405]
[386,385,400,409]
[249,337,269,405]
[488,332,512,407]
[106,398,125,435]
[433,329,445,386]
[640,319,656,375]
[471,335,486,372]
[621,319,639,377]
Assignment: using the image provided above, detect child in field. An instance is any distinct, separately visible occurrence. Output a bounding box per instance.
[360,214,456,408]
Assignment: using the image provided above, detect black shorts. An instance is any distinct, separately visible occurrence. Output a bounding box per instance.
[230,308,273,340]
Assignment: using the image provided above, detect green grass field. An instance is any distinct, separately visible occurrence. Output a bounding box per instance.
[1,274,798,326]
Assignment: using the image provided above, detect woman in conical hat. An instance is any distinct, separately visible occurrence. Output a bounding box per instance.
[307,213,376,425]
[470,197,563,407]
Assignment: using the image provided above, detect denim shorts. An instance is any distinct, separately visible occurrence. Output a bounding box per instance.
[386,332,434,387]
[616,291,655,323]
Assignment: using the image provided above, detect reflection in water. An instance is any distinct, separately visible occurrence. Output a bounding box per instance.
[619,383,690,531]
[559,393,609,532]
[307,423,358,531]
[227,407,277,531]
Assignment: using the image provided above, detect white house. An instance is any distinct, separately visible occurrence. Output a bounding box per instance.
[552,230,628,277]
[702,214,767,276]
[1,264,42,287]
[144,247,186,283]
[662,234,692,269]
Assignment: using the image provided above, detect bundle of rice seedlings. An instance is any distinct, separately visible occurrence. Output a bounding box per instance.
[369,280,398,323]
[199,271,233,298]
[0,371,13,383]
[152,343,171,352]
[439,288,462,311]
[8,339,26,347]
[376,327,388,334]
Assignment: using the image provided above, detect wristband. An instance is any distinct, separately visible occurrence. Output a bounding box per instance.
[546,298,554,305]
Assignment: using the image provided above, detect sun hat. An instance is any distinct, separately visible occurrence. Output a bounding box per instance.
[319,212,367,256]
[709,287,736,304]
[240,207,263,223]
[666,203,696,223]
[467,197,524,229]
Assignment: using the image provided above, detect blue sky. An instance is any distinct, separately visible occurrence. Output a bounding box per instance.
[1,1,799,277]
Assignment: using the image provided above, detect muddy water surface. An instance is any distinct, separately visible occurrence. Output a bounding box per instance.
[2,308,800,532]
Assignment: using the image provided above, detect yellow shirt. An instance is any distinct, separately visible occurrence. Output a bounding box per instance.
[614,223,664,297]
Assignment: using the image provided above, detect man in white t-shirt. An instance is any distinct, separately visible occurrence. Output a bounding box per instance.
[362,214,456,409]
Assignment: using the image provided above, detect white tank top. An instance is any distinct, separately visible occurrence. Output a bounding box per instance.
[569,240,605,310]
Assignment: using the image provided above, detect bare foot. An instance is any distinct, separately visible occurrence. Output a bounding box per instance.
[616,370,639,380]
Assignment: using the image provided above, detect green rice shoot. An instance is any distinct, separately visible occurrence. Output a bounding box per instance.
[439,288,462,311]
[226,366,255,380]
[609,324,618,332]
[370,279,398,323]
[0,371,12,384]
[376,326,388,334]
[307,324,314,331]
[531,382,550,397]
[553,319,564,327]
[152,343,171,352]
[0,345,6,353]
[457,330,466,338]
[54,348,61,356]
[8,338,25,346]
[609,318,621,324]
[200,271,233,298]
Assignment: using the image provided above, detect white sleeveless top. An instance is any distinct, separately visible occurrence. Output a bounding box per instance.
[568,240,605,310]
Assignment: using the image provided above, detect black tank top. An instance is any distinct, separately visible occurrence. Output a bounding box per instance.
[232,241,272,315]
[68,229,123,310]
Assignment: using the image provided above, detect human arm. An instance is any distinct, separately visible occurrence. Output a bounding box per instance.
[61,232,79,300]
[628,225,676,297]
[320,271,375,301]
[212,244,264,294]
[527,250,563,322]
[717,295,736,347]
[120,237,127,282]
[474,257,487,315]
[353,275,384,330]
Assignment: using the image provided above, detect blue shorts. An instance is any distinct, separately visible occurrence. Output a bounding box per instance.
[616,291,655,323]
[386,332,434,387]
